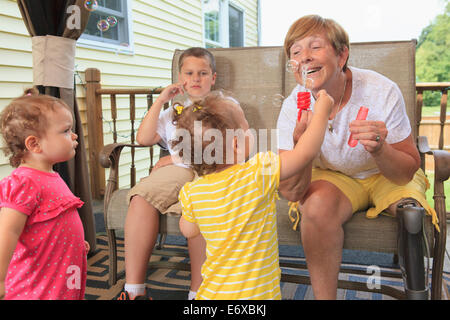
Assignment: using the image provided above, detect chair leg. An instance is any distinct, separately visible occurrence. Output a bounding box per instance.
[107,229,118,287]
[397,199,429,300]
[430,227,445,299]
[156,233,167,250]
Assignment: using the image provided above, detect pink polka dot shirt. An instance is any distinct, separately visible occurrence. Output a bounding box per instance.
[0,167,87,300]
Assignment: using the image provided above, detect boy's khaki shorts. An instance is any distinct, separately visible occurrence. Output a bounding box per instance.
[127,164,195,215]
[311,168,439,231]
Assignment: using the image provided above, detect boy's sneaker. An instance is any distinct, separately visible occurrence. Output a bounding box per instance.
[116,289,152,300]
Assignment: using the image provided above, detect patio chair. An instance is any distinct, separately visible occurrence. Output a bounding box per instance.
[100,40,448,299]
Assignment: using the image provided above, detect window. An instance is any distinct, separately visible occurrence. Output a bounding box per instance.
[203,0,244,48]
[79,0,133,53]
[204,0,221,45]
[228,4,244,47]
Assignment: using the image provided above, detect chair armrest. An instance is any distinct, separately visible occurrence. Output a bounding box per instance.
[100,143,154,209]
[417,135,449,236]
[99,143,149,168]
[417,136,450,183]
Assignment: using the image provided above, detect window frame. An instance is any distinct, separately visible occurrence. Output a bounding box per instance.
[202,0,245,48]
[228,2,245,47]
[78,0,134,55]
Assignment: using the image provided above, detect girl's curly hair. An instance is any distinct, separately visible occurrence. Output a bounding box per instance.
[0,88,71,167]
[171,91,243,176]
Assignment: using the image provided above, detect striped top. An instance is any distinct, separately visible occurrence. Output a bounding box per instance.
[179,152,281,300]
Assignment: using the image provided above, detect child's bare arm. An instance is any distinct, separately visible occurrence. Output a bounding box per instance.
[280,90,333,181]
[179,216,200,239]
[0,208,27,300]
[136,82,186,146]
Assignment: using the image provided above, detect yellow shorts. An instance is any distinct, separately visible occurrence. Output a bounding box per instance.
[311,168,439,231]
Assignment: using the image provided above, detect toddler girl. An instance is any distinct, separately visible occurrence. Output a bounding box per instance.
[174,90,333,299]
[0,89,88,300]
[120,47,217,300]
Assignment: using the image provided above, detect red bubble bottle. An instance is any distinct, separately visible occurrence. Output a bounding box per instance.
[297,91,311,121]
[348,106,369,147]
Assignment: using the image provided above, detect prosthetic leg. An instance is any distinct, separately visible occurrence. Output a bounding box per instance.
[396,198,430,300]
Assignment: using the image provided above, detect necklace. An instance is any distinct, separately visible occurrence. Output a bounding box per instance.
[328,77,347,133]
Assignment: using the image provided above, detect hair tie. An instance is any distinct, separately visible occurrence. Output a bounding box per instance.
[174,103,184,115]
[192,104,202,112]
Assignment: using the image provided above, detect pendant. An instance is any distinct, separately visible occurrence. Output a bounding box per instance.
[328,123,333,133]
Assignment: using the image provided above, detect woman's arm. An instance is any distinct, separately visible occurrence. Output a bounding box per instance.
[278,151,312,202]
[277,109,314,202]
[0,208,27,300]
[371,134,420,185]
[350,119,420,185]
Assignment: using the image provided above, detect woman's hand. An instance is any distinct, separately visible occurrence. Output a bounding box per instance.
[349,120,388,154]
[293,110,313,145]
[153,155,174,170]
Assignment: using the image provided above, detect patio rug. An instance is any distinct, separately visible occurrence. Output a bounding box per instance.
[85,235,450,300]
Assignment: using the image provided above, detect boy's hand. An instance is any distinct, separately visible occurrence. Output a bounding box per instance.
[158,82,186,103]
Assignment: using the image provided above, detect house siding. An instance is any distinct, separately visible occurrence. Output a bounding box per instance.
[0,0,258,190]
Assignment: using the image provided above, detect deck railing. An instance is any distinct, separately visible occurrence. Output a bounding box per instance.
[85,68,164,199]
[416,82,449,150]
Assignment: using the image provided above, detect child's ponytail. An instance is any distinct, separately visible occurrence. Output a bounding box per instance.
[23,87,40,97]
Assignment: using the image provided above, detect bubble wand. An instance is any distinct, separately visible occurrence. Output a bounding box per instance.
[348,106,369,147]
[297,66,311,121]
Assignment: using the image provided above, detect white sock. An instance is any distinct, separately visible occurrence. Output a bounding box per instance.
[188,290,197,300]
[124,283,146,297]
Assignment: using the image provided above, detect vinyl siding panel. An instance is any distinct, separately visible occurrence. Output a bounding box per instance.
[0,0,259,192]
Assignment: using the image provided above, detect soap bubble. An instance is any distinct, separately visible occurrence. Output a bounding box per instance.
[84,0,98,12]
[272,94,285,108]
[286,59,299,73]
[107,16,118,27]
[97,19,110,32]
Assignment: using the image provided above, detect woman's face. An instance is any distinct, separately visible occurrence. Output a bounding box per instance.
[289,32,348,92]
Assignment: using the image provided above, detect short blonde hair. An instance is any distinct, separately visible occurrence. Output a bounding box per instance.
[283,15,350,71]
[178,47,216,74]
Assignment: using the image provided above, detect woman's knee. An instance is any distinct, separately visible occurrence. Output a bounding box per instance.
[301,182,351,226]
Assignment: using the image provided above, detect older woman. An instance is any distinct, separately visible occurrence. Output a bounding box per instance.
[277,15,437,299]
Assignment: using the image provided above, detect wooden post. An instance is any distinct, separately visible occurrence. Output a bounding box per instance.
[438,88,448,150]
[85,68,105,199]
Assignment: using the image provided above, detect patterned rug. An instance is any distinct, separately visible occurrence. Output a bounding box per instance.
[85,236,450,300]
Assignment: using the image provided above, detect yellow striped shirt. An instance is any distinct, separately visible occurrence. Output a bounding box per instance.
[179,152,281,300]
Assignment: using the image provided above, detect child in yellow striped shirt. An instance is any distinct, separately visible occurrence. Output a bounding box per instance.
[174,90,333,299]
